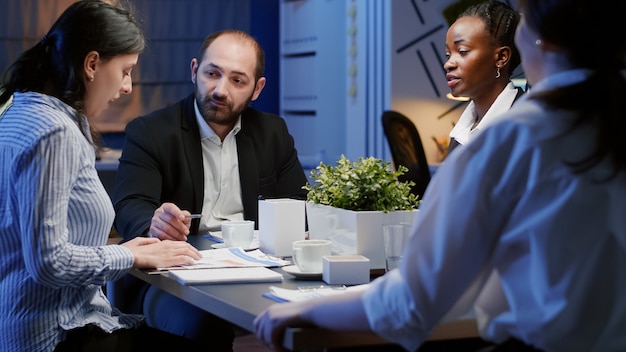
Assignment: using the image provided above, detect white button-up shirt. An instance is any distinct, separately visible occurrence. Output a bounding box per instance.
[449,81,519,146]
[194,101,244,231]
[363,70,626,351]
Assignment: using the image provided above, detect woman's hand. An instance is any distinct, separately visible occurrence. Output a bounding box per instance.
[254,291,370,351]
[254,301,312,352]
[122,237,201,269]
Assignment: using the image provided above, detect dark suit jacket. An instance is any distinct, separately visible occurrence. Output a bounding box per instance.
[113,93,308,240]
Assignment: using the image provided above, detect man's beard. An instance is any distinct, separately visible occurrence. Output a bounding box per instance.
[195,83,253,125]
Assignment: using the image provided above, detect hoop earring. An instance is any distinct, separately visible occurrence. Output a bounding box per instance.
[495,67,501,79]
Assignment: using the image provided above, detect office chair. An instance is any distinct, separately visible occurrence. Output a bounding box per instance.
[382,110,431,200]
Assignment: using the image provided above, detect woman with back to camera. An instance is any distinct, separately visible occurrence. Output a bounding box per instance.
[445,0,524,155]
[0,1,204,351]
[254,0,626,350]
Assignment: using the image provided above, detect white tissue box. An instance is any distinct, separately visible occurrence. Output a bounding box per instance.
[322,255,370,285]
[258,198,306,257]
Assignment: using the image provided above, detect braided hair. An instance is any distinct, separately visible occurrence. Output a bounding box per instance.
[460,0,521,78]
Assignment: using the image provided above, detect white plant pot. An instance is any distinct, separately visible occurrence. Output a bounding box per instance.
[306,202,418,270]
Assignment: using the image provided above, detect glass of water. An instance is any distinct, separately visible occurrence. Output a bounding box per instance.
[383,224,409,272]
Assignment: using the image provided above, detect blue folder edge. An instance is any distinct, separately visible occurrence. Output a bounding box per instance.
[262,292,289,303]
[203,233,224,243]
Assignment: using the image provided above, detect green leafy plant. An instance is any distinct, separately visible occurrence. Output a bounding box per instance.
[304,155,420,212]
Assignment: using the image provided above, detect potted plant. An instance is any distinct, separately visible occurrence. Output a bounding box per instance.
[304,155,420,270]
[304,155,420,211]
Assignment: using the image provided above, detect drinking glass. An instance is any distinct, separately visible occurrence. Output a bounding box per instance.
[383,224,408,272]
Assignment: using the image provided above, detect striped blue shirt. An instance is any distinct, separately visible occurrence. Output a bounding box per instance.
[0,92,141,352]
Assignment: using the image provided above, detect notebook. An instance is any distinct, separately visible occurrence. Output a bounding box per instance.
[168,267,284,285]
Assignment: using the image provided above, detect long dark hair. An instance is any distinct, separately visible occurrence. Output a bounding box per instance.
[0,0,145,141]
[519,0,626,177]
[459,0,521,78]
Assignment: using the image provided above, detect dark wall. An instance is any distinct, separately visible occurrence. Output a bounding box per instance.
[249,0,280,115]
[0,0,280,131]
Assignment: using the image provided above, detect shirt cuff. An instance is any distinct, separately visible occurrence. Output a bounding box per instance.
[104,244,135,281]
[362,270,429,351]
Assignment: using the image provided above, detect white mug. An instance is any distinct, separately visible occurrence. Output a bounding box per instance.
[221,220,254,248]
[292,239,332,272]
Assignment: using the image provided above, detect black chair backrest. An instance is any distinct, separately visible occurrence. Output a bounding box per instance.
[382,110,431,199]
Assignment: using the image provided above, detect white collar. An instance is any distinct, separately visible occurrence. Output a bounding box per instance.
[449,81,519,145]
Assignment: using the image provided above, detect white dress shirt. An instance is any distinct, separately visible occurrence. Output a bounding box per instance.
[362,70,626,351]
[449,81,519,146]
[194,101,244,231]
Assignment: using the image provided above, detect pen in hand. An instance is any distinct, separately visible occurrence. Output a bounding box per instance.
[186,214,202,219]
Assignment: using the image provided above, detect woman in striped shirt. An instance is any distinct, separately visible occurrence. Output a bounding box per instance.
[0,1,204,351]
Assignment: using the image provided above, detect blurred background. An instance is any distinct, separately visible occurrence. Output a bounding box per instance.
[0,0,523,170]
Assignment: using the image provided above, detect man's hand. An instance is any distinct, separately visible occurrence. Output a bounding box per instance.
[148,202,193,241]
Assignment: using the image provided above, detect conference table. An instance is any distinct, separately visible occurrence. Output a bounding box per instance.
[130,234,479,351]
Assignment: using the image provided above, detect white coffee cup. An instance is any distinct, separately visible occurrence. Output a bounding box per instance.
[222,220,254,248]
[292,239,332,272]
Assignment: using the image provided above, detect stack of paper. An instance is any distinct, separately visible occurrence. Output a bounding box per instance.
[153,247,292,273]
[169,267,284,285]
[265,284,370,302]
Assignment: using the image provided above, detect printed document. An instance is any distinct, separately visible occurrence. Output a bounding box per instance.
[151,247,291,273]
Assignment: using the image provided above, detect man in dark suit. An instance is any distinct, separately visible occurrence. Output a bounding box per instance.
[111,30,308,350]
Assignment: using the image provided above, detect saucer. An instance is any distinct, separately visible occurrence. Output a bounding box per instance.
[282,265,322,280]
[211,242,259,251]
